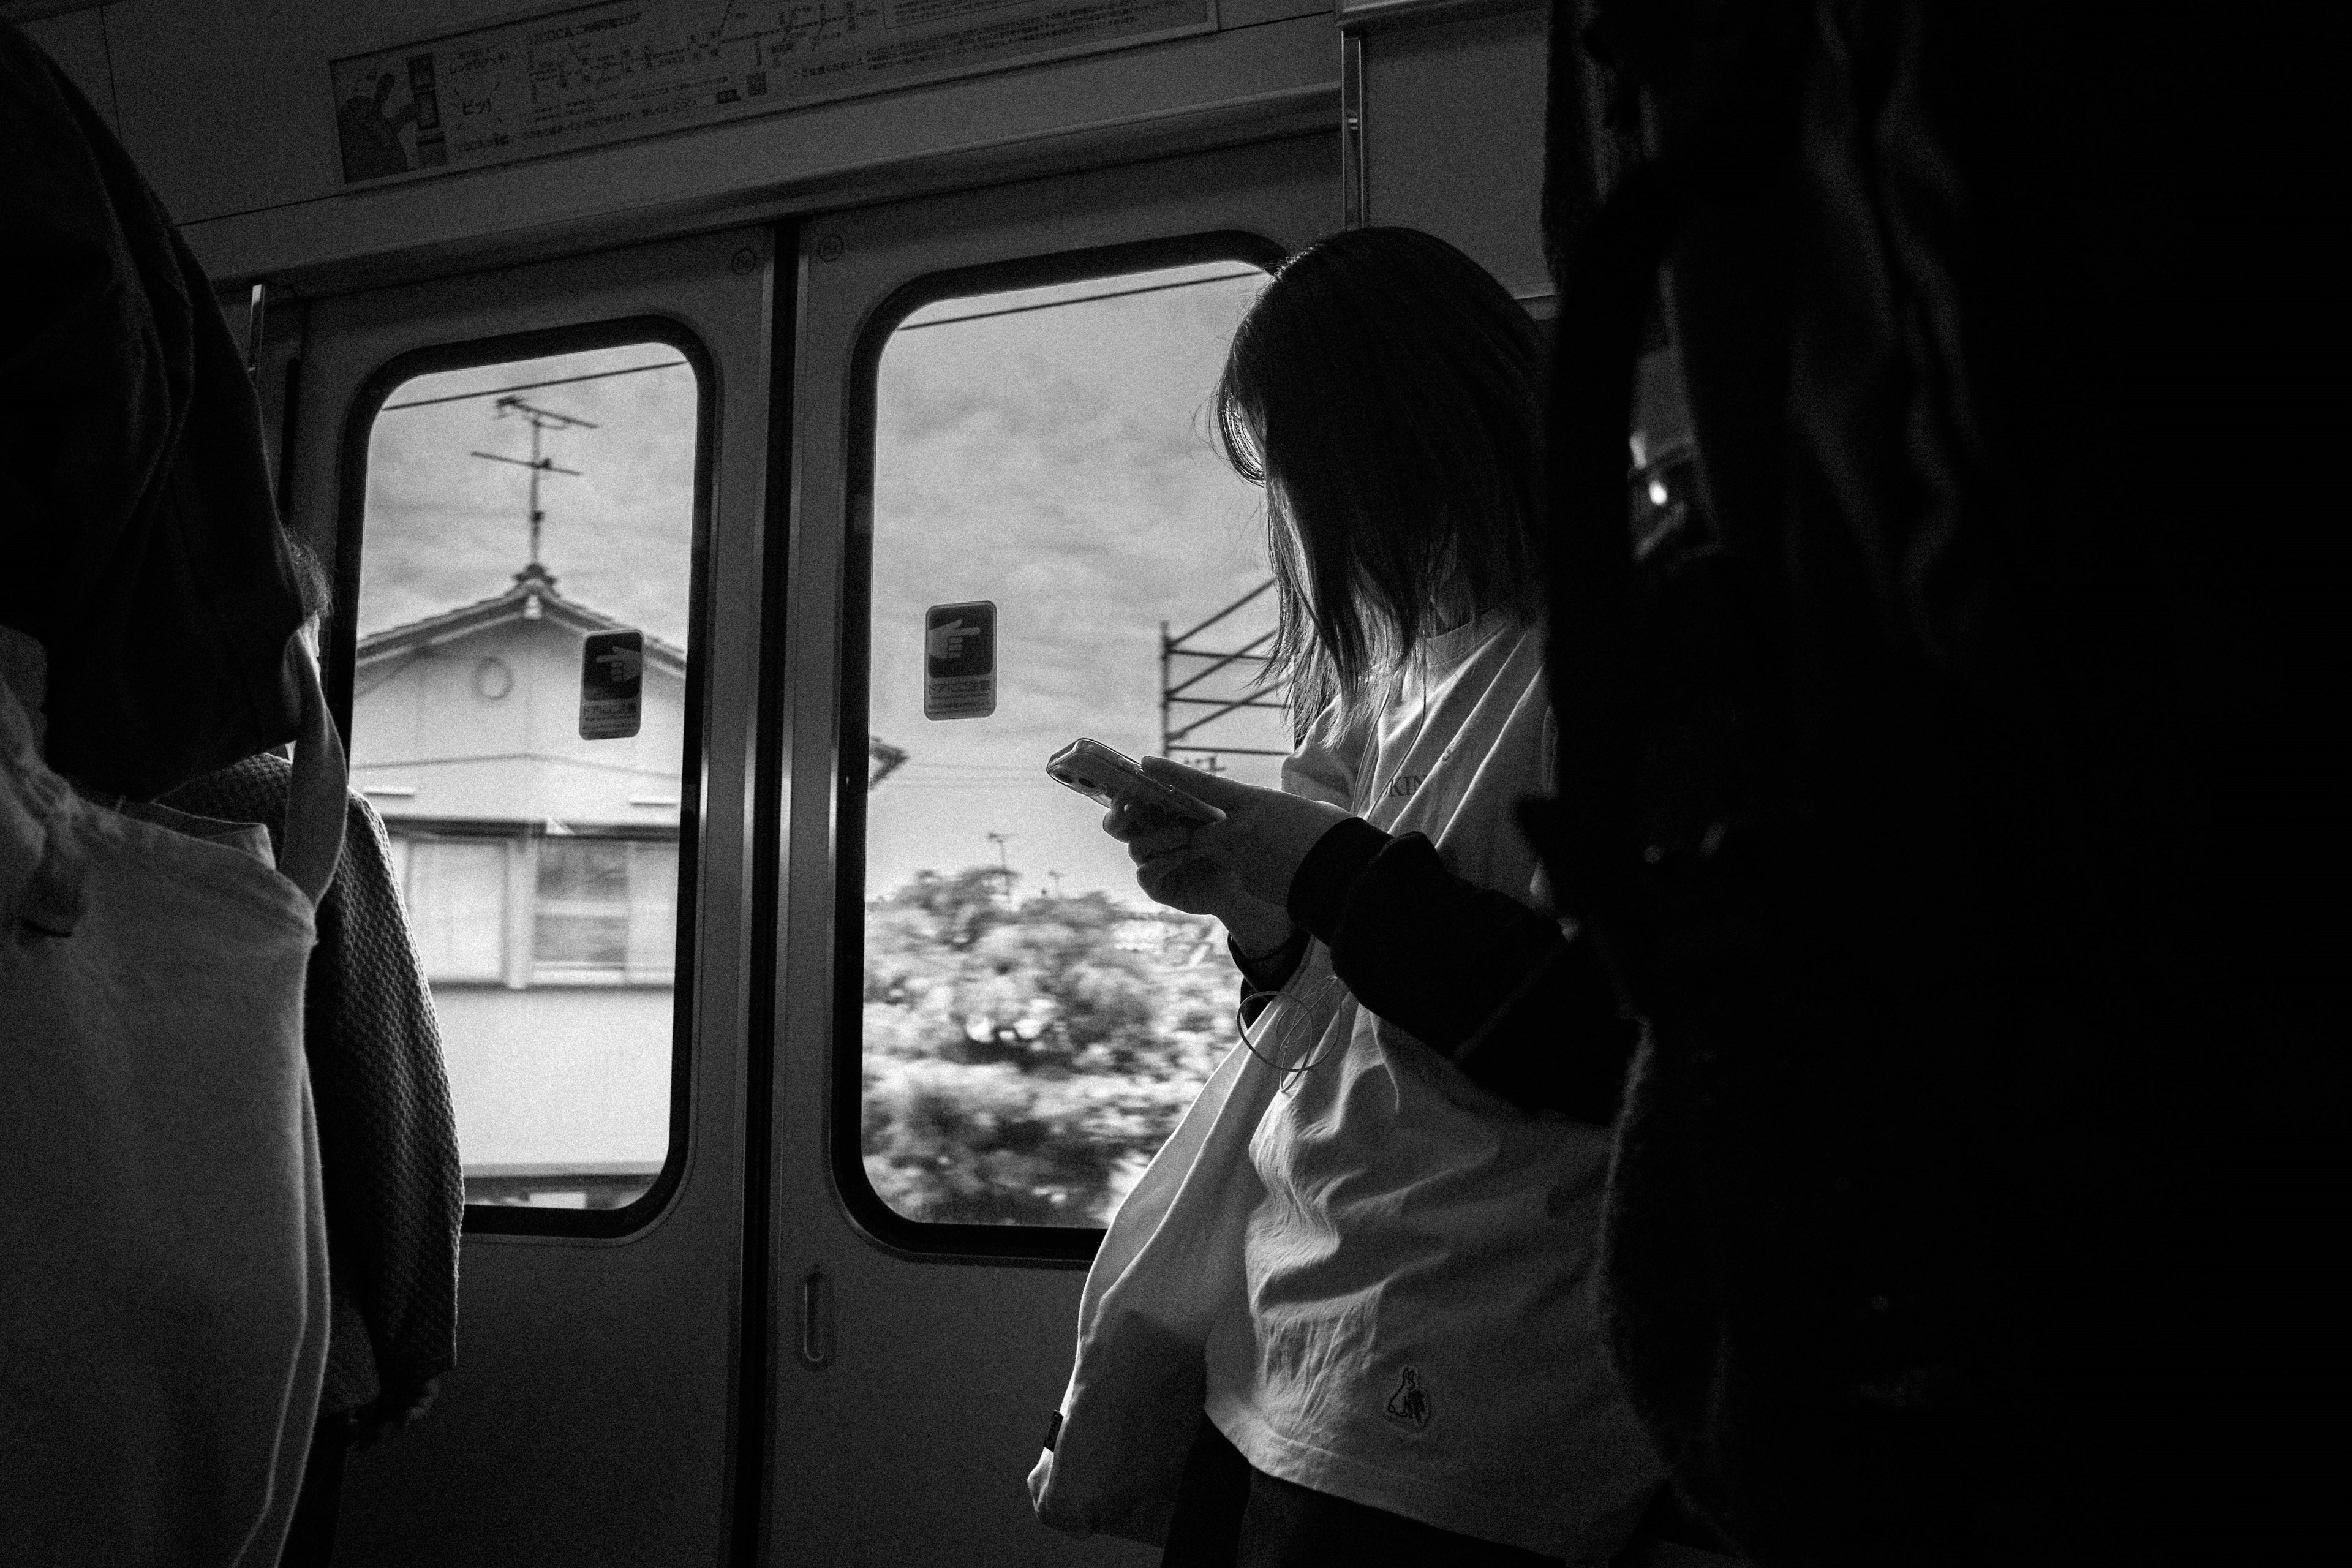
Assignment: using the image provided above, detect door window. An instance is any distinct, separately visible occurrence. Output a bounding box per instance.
[852,254,1291,1234]
[349,336,704,1214]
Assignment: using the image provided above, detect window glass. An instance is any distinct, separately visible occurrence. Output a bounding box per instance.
[353,341,699,1212]
[530,838,679,982]
[406,838,508,982]
[625,842,680,979]
[859,258,1287,1229]
[535,839,631,971]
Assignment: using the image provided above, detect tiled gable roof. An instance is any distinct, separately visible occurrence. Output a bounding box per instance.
[354,563,686,674]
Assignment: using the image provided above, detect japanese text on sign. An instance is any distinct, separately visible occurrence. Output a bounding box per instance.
[330,0,1215,186]
[924,600,997,720]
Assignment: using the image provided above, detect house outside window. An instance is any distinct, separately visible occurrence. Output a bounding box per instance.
[402,837,507,982]
[533,836,678,984]
[383,827,680,989]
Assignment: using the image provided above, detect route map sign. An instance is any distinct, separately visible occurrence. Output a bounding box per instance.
[330,0,1216,187]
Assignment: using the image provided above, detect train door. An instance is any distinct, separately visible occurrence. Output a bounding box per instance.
[767,134,1334,1565]
[287,228,776,1564]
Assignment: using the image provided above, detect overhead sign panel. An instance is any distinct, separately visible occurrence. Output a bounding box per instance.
[330,0,1216,187]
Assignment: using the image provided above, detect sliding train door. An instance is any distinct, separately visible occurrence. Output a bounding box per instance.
[769,134,1335,1566]
[288,228,776,1564]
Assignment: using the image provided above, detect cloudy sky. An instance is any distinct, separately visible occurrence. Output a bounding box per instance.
[360,344,700,643]
[359,258,1289,906]
[866,260,1289,903]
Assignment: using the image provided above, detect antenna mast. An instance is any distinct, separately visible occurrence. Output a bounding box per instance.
[469,394,597,575]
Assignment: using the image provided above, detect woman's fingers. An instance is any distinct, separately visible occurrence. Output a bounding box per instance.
[1133,852,1186,906]
[1125,825,1197,864]
[1103,799,1187,843]
[1136,849,1228,914]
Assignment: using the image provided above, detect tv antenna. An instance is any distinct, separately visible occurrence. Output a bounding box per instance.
[470,394,597,573]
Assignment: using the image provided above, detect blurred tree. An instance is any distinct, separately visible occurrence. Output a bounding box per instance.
[861,868,1233,1226]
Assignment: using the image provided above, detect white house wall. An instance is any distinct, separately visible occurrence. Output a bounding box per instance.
[352,616,686,827]
[435,987,673,1171]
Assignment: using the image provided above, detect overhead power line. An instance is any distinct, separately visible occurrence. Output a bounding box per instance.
[382,358,688,412]
[376,271,1256,412]
[897,269,1264,333]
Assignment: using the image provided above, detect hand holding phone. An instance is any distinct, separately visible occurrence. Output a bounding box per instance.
[1052,742,1306,951]
[1046,739,1223,831]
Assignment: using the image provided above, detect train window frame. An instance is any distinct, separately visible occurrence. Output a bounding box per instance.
[331,314,717,1239]
[832,231,1286,1265]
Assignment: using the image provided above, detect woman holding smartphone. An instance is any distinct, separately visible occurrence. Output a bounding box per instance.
[1099,228,1660,1566]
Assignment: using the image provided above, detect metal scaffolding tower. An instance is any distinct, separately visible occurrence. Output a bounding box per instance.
[1160,581,1289,769]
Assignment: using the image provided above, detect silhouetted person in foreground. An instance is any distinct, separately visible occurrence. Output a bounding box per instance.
[1536,1,2332,1561]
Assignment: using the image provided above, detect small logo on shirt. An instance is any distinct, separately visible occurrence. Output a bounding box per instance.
[1384,1366,1431,1429]
[1388,774,1424,799]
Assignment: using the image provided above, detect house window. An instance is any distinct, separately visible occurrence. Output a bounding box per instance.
[405,838,508,982]
[387,828,680,988]
[533,837,678,984]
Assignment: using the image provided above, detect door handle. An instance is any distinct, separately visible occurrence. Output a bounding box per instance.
[797,1264,835,1370]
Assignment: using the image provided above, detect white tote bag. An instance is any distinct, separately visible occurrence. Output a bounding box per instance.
[2,633,345,1567]
[1028,949,1338,1547]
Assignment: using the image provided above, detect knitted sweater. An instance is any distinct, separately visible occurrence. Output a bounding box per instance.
[165,755,461,1427]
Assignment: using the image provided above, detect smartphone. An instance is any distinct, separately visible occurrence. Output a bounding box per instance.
[1046,738,1223,829]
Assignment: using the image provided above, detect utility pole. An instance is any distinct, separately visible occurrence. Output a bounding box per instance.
[986,832,1015,902]
[470,395,597,574]
[1047,870,1063,900]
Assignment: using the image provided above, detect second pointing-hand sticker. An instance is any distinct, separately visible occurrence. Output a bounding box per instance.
[924,600,996,720]
[580,630,644,739]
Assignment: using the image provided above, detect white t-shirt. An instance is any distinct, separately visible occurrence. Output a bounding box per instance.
[1201,611,1661,1562]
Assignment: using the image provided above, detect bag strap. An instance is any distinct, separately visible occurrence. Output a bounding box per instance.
[275,632,346,910]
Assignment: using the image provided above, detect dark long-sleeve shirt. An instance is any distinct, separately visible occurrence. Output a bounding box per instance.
[1237,816,1638,1126]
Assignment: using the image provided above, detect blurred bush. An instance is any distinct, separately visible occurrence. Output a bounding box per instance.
[861,866,1234,1226]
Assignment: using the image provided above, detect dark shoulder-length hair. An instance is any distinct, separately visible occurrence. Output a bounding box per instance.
[1213,226,1548,735]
